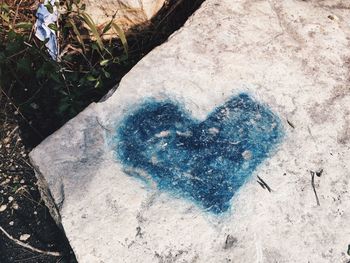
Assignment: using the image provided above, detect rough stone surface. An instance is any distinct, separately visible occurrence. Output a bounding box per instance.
[30,0,350,262]
[82,0,166,31]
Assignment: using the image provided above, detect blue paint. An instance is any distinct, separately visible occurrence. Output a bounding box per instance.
[112,93,283,214]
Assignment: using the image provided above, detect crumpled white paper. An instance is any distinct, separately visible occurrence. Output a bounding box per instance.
[35,0,59,60]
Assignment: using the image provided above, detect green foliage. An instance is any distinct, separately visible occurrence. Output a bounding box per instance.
[0,0,129,125]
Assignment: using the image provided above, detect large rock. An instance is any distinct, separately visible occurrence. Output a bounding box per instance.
[30,0,350,262]
[83,0,166,31]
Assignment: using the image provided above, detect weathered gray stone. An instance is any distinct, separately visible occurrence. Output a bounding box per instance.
[30,0,350,262]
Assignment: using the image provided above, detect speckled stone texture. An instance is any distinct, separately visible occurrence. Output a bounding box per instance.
[30,0,350,262]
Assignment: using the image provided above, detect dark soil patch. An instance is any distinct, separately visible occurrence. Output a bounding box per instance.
[0,94,77,263]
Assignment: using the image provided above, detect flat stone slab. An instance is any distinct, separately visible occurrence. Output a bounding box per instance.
[30,0,350,262]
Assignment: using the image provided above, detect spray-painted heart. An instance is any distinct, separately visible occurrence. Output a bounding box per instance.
[113,93,283,213]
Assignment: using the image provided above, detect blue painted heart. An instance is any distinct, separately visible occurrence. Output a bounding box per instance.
[113,93,284,214]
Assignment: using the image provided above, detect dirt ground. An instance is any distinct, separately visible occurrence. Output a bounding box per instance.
[0,94,77,263]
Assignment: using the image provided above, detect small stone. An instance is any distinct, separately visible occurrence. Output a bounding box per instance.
[327,14,339,21]
[20,179,25,184]
[30,103,39,110]
[19,234,31,241]
[208,127,220,135]
[242,150,252,160]
[33,211,37,215]
[1,179,10,185]
[0,205,7,212]
[8,196,14,202]
[9,221,14,226]
[12,202,19,210]
[224,235,238,249]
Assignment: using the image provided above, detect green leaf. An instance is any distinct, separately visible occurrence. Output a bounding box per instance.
[48,23,58,31]
[102,21,112,35]
[15,22,33,30]
[0,13,9,23]
[79,13,104,51]
[87,75,96,82]
[103,69,110,78]
[0,3,10,12]
[68,18,86,53]
[111,22,128,55]
[100,59,109,67]
[66,1,72,12]
[45,3,54,14]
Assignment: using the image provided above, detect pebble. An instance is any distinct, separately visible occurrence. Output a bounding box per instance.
[19,234,31,241]
[0,204,7,212]
[9,221,14,226]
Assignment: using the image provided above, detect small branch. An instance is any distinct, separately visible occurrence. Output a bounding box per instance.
[287,119,295,129]
[310,171,320,206]
[96,117,112,133]
[257,176,272,192]
[0,226,61,257]
[12,0,24,28]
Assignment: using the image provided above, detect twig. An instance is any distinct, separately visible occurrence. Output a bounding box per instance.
[7,125,19,138]
[12,0,24,28]
[310,171,320,206]
[287,119,295,129]
[0,226,61,257]
[96,117,112,133]
[257,175,272,192]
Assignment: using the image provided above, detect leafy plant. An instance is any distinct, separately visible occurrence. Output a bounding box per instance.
[0,0,129,136]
